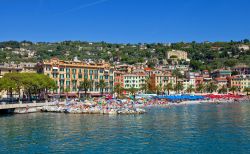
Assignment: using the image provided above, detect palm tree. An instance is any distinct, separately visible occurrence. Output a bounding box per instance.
[172,69,182,85]
[156,83,162,95]
[64,87,70,100]
[78,79,92,99]
[174,82,184,94]
[186,85,195,94]
[114,83,123,98]
[229,86,238,94]
[206,82,218,93]
[218,85,227,94]
[164,82,173,95]
[140,83,149,94]
[244,87,250,95]
[196,83,205,93]
[97,79,107,97]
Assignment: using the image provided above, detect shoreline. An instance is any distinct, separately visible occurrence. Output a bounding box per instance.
[39,97,250,114]
[3,96,249,114]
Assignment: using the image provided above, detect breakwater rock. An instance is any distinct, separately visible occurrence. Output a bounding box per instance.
[41,106,146,115]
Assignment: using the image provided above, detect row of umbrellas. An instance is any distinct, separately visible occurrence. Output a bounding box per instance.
[154,95,205,101]
[205,94,242,99]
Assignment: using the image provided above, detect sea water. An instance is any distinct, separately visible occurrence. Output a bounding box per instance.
[1,102,250,153]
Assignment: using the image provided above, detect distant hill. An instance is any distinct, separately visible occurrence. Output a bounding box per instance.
[0,39,249,71]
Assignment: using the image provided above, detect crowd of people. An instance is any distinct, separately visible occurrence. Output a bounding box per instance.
[41,94,250,114]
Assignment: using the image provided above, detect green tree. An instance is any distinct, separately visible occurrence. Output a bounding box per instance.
[64,87,70,99]
[172,69,183,86]
[97,79,107,97]
[0,73,56,101]
[114,83,123,98]
[244,87,250,95]
[79,79,92,99]
[0,77,17,100]
[174,82,184,94]
[156,83,163,95]
[164,82,173,95]
[229,86,238,94]
[196,83,205,93]
[218,86,227,94]
[206,82,218,93]
[186,85,195,93]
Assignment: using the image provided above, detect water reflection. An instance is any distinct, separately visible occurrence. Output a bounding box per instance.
[1,103,250,153]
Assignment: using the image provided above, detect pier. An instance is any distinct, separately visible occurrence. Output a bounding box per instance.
[0,102,58,114]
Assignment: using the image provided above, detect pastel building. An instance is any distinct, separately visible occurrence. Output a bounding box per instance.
[41,58,114,95]
[0,62,37,78]
[229,75,250,92]
[211,69,231,78]
[123,73,148,89]
[166,50,188,60]
[150,73,176,90]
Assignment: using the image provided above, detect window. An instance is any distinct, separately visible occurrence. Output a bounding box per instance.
[60,80,64,86]
[105,75,109,80]
[72,74,76,79]
[99,69,104,73]
[84,69,88,74]
[66,81,70,86]
[89,70,93,75]
[66,68,70,73]
[60,68,64,71]
[110,81,113,86]
[60,74,64,79]
[84,75,88,79]
[53,73,57,78]
[78,74,82,79]
[60,88,64,92]
[100,76,103,80]
[79,69,82,73]
[72,80,77,86]
[110,76,113,80]
[66,74,70,78]
[94,75,98,79]
[72,69,76,73]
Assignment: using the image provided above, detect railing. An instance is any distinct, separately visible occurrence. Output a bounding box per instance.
[0,98,46,105]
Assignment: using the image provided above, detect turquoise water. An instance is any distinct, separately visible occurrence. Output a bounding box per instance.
[1,103,250,153]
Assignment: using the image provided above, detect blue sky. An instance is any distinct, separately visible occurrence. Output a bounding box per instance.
[0,0,249,43]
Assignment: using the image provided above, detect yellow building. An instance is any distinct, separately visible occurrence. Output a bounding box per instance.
[230,75,250,92]
[42,58,114,95]
[150,73,176,91]
[0,62,37,78]
[166,50,188,60]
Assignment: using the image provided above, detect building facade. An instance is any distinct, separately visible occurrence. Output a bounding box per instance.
[166,50,188,60]
[0,62,37,78]
[150,73,176,91]
[42,58,114,95]
[123,73,148,89]
[229,75,250,92]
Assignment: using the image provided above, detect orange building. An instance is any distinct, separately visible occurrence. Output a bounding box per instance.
[41,58,114,95]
